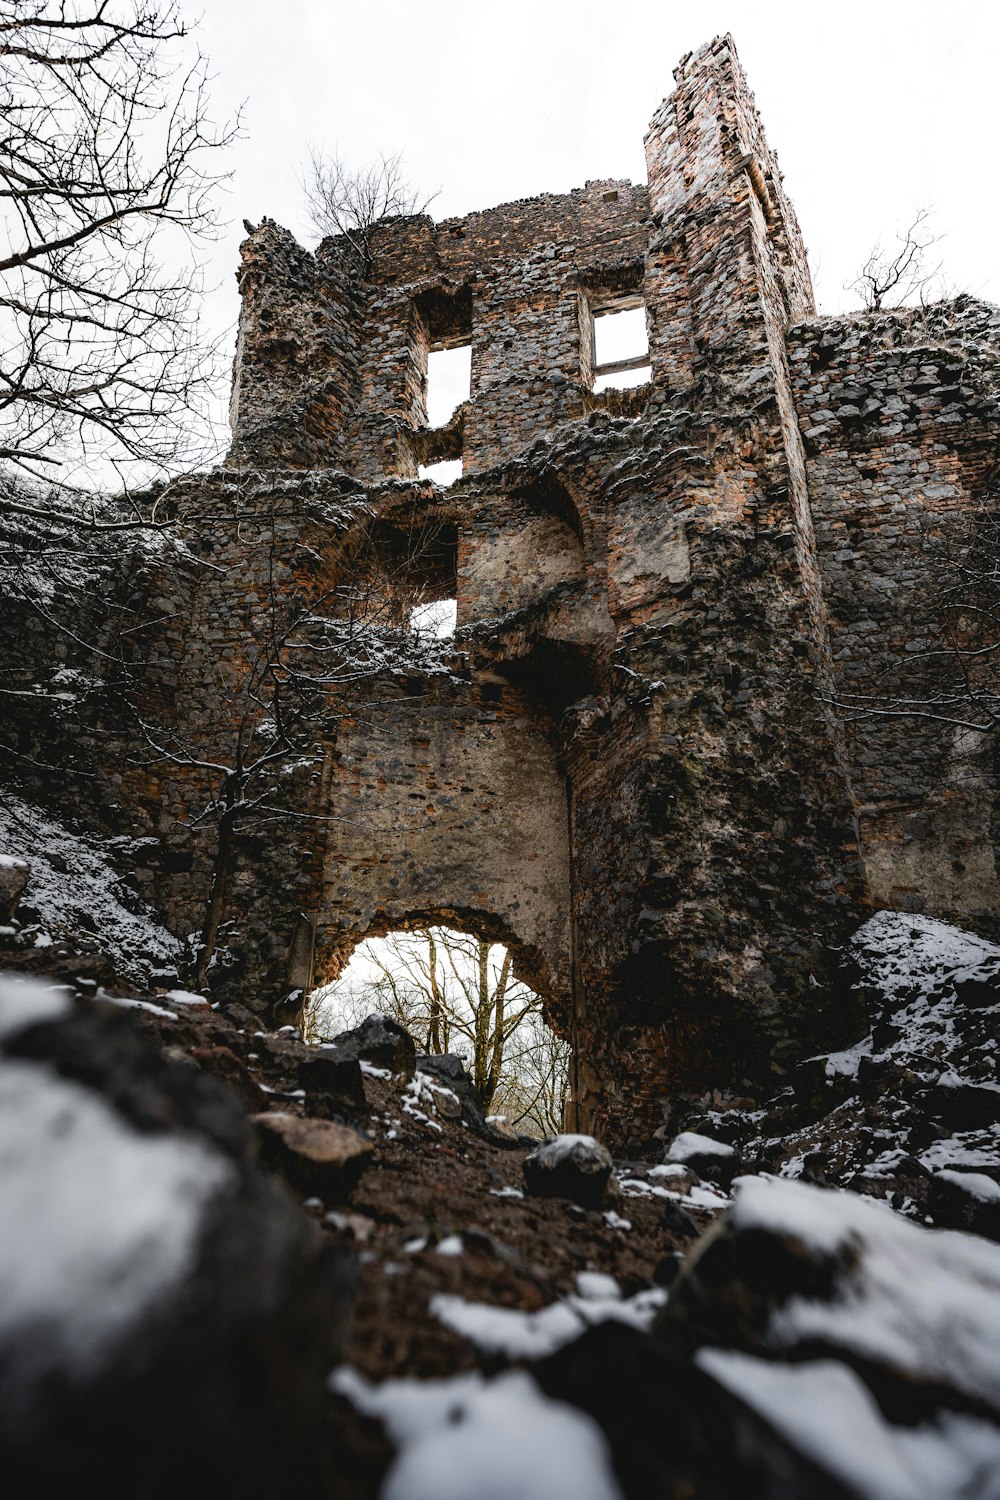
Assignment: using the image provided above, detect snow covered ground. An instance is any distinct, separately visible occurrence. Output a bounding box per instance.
[0,790,181,985]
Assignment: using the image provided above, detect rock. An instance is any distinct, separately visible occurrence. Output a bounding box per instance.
[259,1031,365,1113]
[0,855,30,921]
[523,1134,615,1210]
[658,1177,1000,1458]
[665,1130,740,1187]
[928,1168,1000,1241]
[188,1043,271,1111]
[535,1320,857,1500]
[416,1052,489,1135]
[926,1071,1000,1131]
[661,1201,701,1239]
[0,979,355,1498]
[649,1162,701,1194]
[254,1111,373,1198]
[953,970,1000,1009]
[333,1012,417,1079]
[638,1176,1000,1494]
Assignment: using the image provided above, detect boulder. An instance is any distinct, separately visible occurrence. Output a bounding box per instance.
[333,1012,417,1079]
[0,974,355,1499]
[665,1130,740,1187]
[655,1175,1000,1491]
[523,1134,615,1210]
[416,1052,489,1135]
[254,1111,373,1198]
[0,855,30,922]
[258,1031,365,1113]
[928,1168,1000,1241]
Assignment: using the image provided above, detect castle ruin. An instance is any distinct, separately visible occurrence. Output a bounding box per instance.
[6,35,999,1150]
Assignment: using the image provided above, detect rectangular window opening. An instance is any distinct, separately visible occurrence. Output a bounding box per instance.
[591,301,650,392]
[426,343,472,429]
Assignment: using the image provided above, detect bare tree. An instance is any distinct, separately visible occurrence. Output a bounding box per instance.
[306,923,569,1123]
[0,1,238,487]
[302,148,435,274]
[847,208,946,312]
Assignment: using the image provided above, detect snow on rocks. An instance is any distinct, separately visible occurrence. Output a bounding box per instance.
[0,971,71,1039]
[332,1013,417,1080]
[0,791,182,986]
[704,911,1000,1228]
[523,1133,616,1210]
[0,1056,233,1380]
[928,1168,1000,1240]
[0,995,353,1495]
[697,1349,1000,1500]
[430,1284,667,1360]
[662,1176,1000,1421]
[333,1366,624,1500]
[665,1130,740,1186]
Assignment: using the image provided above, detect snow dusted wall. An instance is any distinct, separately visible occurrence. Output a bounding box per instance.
[4,36,999,1151]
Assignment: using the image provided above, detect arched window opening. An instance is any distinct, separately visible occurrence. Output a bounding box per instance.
[306,925,570,1137]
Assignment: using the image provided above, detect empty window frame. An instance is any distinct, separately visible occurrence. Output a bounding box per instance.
[590,297,651,392]
[418,458,463,487]
[426,343,471,429]
[410,598,457,639]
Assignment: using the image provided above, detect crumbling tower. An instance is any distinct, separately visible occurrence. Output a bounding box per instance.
[154,34,996,1147]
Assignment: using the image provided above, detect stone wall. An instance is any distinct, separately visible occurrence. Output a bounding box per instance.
[789,297,1000,929]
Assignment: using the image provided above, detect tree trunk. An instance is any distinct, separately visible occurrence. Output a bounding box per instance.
[194,780,238,990]
[426,928,444,1053]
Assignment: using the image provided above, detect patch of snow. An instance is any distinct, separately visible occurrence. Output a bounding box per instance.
[730,1176,1000,1409]
[489,1186,524,1200]
[0,1056,232,1390]
[698,1350,1000,1500]
[919,1128,1000,1171]
[649,1163,692,1181]
[667,1131,736,1162]
[435,1235,464,1257]
[822,1036,874,1079]
[539,1132,597,1154]
[430,1285,667,1360]
[98,993,178,1021]
[332,1366,623,1500]
[359,1060,392,1080]
[688,1185,730,1209]
[163,989,210,1007]
[934,1169,1000,1203]
[576,1271,621,1301]
[604,1210,633,1230]
[0,973,71,1040]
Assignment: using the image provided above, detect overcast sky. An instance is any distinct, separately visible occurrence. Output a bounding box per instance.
[194,0,997,365]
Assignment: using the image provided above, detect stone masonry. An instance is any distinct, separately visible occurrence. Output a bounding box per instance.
[4,35,998,1151]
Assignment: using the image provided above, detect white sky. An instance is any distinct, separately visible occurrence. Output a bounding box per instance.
[194,0,998,382]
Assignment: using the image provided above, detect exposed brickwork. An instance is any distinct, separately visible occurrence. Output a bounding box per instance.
[6,35,999,1153]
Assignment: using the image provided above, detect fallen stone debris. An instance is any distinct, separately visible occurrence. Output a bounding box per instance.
[2,888,1000,1498]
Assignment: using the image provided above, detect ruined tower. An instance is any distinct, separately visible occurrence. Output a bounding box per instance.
[87,36,999,1149]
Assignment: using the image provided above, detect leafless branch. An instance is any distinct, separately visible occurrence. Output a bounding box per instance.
[302,147,436,274]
